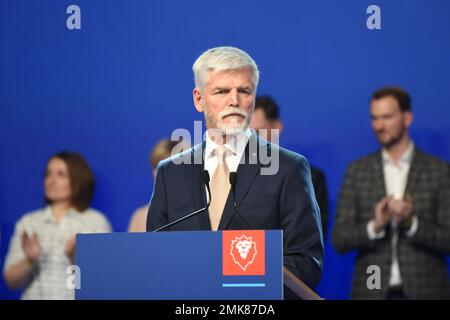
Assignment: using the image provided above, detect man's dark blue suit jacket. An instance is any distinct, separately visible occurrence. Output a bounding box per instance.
[147,132,324,289]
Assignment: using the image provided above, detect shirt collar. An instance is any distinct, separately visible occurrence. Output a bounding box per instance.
[41,206,53,222]
[41,205,81,223]
[382,141,415,165]
[204,128,252,160]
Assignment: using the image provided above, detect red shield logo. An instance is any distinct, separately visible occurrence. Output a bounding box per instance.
[223,230,265,276]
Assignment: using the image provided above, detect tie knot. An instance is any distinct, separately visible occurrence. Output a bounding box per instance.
[215,146,229,162]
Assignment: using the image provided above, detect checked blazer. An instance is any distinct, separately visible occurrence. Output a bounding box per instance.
[332,147,450,299]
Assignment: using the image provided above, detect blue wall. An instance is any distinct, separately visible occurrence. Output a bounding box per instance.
[1,0,449,299]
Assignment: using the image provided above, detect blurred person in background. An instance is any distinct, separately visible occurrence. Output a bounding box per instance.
[249,95,329,235]
[3,151,112,300]
[332,87,450,299]
[128,138,189,232]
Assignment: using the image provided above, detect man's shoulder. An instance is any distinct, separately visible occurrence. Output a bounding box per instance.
[262,140,310,172]
[346,150,381,171]
[274,143,306,163]
[157,143,203,170]
[414,148,449,172]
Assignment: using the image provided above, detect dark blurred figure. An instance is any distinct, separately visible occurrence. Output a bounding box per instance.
[249,95,329,235]
[332,86,450,299]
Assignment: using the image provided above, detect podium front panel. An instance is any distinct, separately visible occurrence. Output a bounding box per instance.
[75,230,283,300]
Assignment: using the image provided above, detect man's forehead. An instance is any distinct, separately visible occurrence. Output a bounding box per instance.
[370,106,400,117]
[207,68,252,81]
[371,97,402,112]
[371,96,400,108]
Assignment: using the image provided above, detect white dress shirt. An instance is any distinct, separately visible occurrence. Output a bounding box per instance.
[204,128,252,179]
[367,141,418,287]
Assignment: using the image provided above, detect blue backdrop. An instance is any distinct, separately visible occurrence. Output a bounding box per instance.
[1,0,449,299]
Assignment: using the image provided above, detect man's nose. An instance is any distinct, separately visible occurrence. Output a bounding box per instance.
[227,88,239,107]
[372,119,383,130]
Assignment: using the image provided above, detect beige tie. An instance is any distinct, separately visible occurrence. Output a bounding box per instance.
[209,146,231,231]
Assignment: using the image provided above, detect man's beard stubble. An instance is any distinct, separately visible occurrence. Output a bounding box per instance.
[377,127,406,149]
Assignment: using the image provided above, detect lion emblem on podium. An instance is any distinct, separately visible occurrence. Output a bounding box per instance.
[230,235,258,271]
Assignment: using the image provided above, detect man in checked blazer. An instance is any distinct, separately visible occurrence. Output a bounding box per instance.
[332,86,450,299]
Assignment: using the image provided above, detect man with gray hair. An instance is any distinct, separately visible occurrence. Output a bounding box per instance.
[147,46,324,293]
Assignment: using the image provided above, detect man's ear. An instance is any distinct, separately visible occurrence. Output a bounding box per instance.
[274,120,283,134]
[404,111,413,128]
[193,88,204,113]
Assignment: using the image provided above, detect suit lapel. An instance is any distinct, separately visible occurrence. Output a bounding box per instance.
[185,142,211,230]
[404,147,425,198]
[218,133,265,230]
[372,151,387,199]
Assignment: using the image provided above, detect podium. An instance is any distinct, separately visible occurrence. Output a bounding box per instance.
[75,230,321,300]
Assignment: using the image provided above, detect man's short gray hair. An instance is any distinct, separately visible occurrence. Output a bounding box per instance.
[192,46,259,90]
